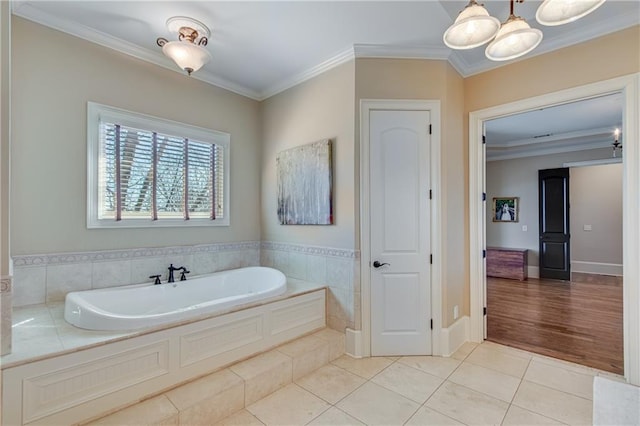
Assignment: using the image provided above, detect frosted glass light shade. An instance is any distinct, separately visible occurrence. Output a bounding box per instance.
[162,41,211,74]
[536,0,606,26]
[485,16,543,61]
[443,1,501,49]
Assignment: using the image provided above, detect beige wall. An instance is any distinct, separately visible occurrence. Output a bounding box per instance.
[260,61,356,249]
[486,148,615,266]
[465,26,640,113]
[355,58,467,327]
[571,163,623,265]
[11,17,262,255]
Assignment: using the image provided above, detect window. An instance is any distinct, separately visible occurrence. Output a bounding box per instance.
[87,102,230,228]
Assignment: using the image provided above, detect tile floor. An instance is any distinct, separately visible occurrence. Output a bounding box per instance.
[219,341,620,426]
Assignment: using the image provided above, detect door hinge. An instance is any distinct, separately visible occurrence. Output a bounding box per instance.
[429,189,432,200]
[482,135,486,144]
[482,249,486,258]
[482,192,486,201]
[483,307,487,316]
[430,319,433,329]
[429,124,432,135]
[430,254,433,264]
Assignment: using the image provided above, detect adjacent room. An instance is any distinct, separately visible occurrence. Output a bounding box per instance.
[0,1,638,425]
[484,94,624,374]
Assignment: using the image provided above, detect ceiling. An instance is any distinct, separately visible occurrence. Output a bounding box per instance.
[11,0,640,101]
[485,93,623,161]
[10,1,637,155]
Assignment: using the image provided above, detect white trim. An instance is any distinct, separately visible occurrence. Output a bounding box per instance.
[452,12,640,78]
[469,73,640,385]
[260,47,355,100]
[440,316,469,357]
[572,261,623,277]
[11,3,261,100]
[86,102,231,229]
[564,158,623,168]
[345,328,363,358]
[487,139,614,162]
[359,99,442,357]
[353,44,450,61]
[12,1,638,98]
[528,266,540,279]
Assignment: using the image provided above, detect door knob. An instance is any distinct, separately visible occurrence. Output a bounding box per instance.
[372,261,390,268]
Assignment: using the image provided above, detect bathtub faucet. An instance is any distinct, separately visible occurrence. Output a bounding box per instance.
[168,264,190,283]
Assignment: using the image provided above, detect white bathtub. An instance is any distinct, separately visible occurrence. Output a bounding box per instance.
[64,267,287,331]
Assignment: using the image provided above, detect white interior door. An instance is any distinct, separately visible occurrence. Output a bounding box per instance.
[370,109,431,356]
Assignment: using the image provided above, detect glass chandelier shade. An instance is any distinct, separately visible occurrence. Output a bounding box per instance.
[157,17,212,76]
[536,0,606,26]
[443,0,501,49]
[485,15,543,61]
[162,41,211,75]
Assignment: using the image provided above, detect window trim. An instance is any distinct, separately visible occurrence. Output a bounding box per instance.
[87,102,230,228]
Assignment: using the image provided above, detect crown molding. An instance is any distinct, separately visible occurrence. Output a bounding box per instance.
[353,43,451,61]
[11,1,638,98]
[487,139,614,162]
[11,2,262,100]
[258,46,355,100]
[489,126,617,149]
[453,10,640,77]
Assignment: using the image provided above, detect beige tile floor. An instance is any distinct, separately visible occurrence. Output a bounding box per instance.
[217,341,620,426]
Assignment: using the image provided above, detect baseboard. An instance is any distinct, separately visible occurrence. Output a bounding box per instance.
[571,261,623,276]
[440,316,469,357]
[345,328,363,358]
[528,266,540,279]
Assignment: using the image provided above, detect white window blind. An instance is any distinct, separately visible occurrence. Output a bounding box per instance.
[88,103,229,228]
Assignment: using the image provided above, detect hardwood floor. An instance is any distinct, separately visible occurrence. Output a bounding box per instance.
[486,275,623,374]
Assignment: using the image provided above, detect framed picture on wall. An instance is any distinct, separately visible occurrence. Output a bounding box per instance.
[493,197,519,222]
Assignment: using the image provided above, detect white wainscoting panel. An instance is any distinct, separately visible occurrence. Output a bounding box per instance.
[270,291,326,337]
[180,313,264,367]
[23,341,170,424]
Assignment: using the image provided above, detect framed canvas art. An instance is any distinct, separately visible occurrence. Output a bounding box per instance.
[277,139,333,225]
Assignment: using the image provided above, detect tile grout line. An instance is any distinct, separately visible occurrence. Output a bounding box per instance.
[499,356,532,425]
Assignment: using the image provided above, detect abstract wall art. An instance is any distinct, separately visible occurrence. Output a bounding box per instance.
[277,139,333,225]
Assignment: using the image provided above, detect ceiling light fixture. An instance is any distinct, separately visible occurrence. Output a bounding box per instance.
[612,128,622,157]
[536,0,606,26]
[444,0,606,62]
[443,0,501,50]
[157,16,211,76]
[486,1,543,61]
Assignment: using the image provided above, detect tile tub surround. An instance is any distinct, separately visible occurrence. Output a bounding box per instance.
[94,340,616,426]
[2,287,327,425]
[85,328,346,425]
[261,241,360,332]
[11,241,261,307]
[1,279,325,368]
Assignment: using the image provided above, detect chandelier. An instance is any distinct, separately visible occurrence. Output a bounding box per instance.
[444,0,606,61]
[157,17,212,75]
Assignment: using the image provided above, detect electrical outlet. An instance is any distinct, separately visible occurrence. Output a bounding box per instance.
[453,305,459,320]
[584,224,592,231]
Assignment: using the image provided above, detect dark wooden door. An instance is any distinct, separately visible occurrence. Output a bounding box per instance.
[539,168,570,280]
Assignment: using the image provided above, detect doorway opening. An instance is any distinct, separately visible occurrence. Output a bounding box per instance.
[483,95,624,372]
[469,74,640,384]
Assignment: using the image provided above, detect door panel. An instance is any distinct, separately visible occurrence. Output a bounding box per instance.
[370,110,431,356]
[539,168,571,280]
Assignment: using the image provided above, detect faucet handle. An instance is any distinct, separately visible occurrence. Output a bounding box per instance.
[180,269,190,281]
[149,274,162,285]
